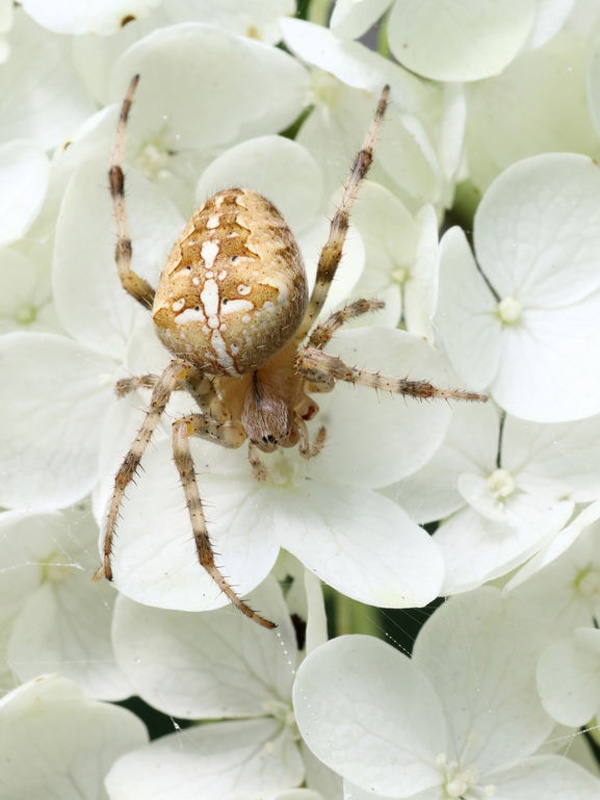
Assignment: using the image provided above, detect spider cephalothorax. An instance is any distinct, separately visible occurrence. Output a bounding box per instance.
[96,75,486,627]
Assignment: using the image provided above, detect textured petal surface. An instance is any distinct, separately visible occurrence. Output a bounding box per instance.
[293,635,446,796]
[388,0,536,81]
[106,718,304,800]
[0,333,114,509]
[413,589,554,773]
[0,675,147,800]
[112,578,296,718]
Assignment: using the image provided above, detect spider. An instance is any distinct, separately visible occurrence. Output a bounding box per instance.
[95,75,486,628]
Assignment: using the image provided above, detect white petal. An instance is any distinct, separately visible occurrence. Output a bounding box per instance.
[433,225,501,391]
[526,0,576,49]
[0,333,114,509]
[112,578,296,718]
[0,11,95,148]
[507,524,600,631]
[281,17,428,101]
[413,588,554,773]
[475,153,600,306]
[196,136,324,236]
[277,482,444,609]
[506,500,600,590]
[161,0,296,45]
[350,180,419,301]
[330,0,394,39]
[492,297,600,421]
[387,402,500,524]
[0,140,48,247]
[0,510,49,614]
[466,30,597,193]
[293,635,446,796]
[9,580,130,701]
[110,23,309,150]
[503,413,600,502]
[0,247,54,335]
[106,719,303,800]
[537,627,600,726]
[387,0,536,82]
[488,754,600,799]
[435,495,572,595]
[0,674,147,800]
[21,0,161,35]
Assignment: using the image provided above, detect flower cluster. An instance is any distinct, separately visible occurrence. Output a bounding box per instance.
[1,1,600,798]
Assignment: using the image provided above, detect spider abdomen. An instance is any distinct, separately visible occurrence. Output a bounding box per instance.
[152,188,309,376]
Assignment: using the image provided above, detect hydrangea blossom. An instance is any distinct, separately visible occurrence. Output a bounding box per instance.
[2,2,600,796]
[388,401,600,593]
[0,674,147,799]
[0,506,131,700]
[105,577,341,799]
[434,152,600,422]
[281,18,461,211]
[293,588,600,799]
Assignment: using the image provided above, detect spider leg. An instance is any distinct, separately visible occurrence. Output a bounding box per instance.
[307,298,385,350]
[297,418,327,459]
[109,74,156,309]
[94,358,193,582]
[248,442,268,482]
[297,346,488,402]
[295,85,390,341]
[115,373,160,397]
[172,415,275,629]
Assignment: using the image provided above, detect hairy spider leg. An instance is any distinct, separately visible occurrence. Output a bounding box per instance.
[295,85,391,341]
[297,346,488,402]
[172,415,274,628]
[108,73,155,308]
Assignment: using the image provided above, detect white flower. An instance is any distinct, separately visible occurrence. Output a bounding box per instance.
[0,674,147,799]
[508,524,600,632]
[0,506,132,700]
[293,588,600,799]
[435,152,600,422]
[281,18,458,211]
[388,401,600,593]
[351,182,439,337]
[105,577,341,800]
